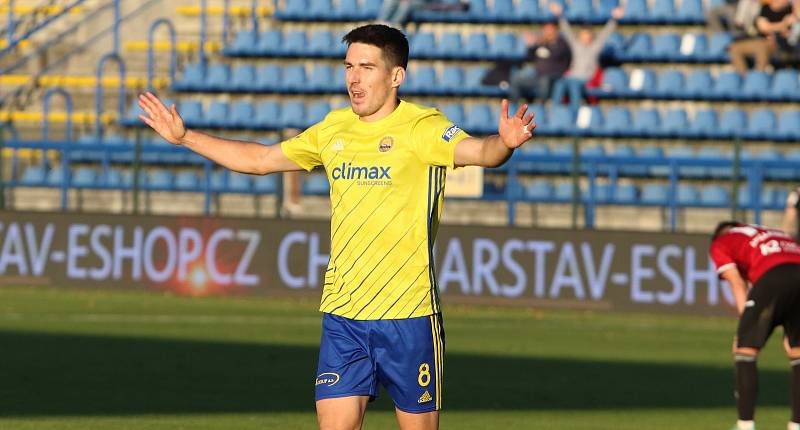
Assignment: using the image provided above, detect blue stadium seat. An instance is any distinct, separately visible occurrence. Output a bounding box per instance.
[277,0,309,19]
[543,105,576,135]
[280,100,306,128]
[334,0,359,19]
[489,0,516,22]
[256,29,283,56]
[602,32,624,59]
[625,68,656,97]
[677,0,704,22]
[175,171,200,191]
[72,167,97,188]
[638,146,666,176]
[226,172,253,193]
[574,106,603,136]
[641,184,669,205]
[554,182,577,202]
[147,169,174,191]
[597,0,619,18]
[309,64,335,93]
[516,0,543,21]
[206,101,230,128]
[650,0,675,23]
[653,70,685,99]
[600,106,632,137]
[465,33,490,60]
[613,183,638,204]
[743,108,777,140]
[704,32,732,62]
[697,146,731,178]
[566,0,595,22]
[685,70,713,99]
[229,101,256,128]
[308,0,334,20]
[255,101,281,129]
[687,109,719,140]
[464,103,496,134]
[282,64,308,93]
[710,71,741,100]
[777,110,800,141]
[226,29,257,55]
[651,33,680,61]
[769,69,799,101]
[491,32,523,60]
[231,64,256,92]
[19,165,47,186]
[178,100,204,128]
[308,30,334,56]
[590,67,626,98]
[409,66,438,95]
[307,101,331,124]
[467,0,490,21]
[173,63,204,91]
[253,173,277,193]
[700,185,729,207]
[623,33,652,61]
[441,103,466,125]
[465,66,503,96]
[362,0,382,19]
[718,109,747,138]
[282,30,309,56]
[441,66,466,95]
[739,71,771,101]
[676,184,700,206]
[525,179,555,201]
[437,32,464,59]
[669,146,703,178]
[621,0,649,23]
[661,108,689,138]
[516,142,550,173]
[303,174,330,195]
[205,64,231,91]
[255,64,282,92]
[677,33,707,61]
[631,108,660,138]
[46,168,68,187]
[410,32,436,59]
[610,144,646,176]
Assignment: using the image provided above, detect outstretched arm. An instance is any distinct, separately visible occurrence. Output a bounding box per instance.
[453,99,536,168]
[137,92,303,175]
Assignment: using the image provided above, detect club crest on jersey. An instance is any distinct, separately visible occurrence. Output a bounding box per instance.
[378,136,394,152]
[316,372,340,387]
[331,140,344,151]
[442,125,461,142]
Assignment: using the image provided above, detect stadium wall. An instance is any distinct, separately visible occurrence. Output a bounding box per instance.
[0,211,735,316]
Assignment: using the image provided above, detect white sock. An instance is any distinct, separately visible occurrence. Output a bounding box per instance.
[788,422,800,430]
[737,420,755,430]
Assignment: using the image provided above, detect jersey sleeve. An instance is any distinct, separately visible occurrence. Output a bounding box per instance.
[710,239,737,276]
[280,123,323,172]
[410,112,471,168]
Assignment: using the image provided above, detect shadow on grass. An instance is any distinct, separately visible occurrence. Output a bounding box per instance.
[0,330,791,417]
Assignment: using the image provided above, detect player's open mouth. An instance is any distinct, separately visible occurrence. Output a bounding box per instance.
[350,90,365,101]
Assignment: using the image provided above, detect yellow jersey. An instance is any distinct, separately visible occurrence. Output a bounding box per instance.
[281,100,470,320]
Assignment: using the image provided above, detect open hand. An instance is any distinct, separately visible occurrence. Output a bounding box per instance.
[137,92,187,145]
[611,5,624,19]
[549,2,563,16]
[498,99,536,149]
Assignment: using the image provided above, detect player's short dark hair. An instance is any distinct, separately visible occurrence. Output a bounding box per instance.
[712,221,741,240]
[342,24,409,69]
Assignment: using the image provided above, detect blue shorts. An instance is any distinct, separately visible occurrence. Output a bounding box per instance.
[315,313,445,413]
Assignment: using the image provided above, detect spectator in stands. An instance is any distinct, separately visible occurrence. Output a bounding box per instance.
[707,0,762,37]
[548,3,623,109]
[507,21,571,103]
[729,0,795,74]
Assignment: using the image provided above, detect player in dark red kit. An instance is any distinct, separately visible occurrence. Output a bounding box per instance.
[710,221,800,430]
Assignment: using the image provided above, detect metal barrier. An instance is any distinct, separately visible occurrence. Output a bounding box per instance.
[42,87,74,210]
[147,18,177,91]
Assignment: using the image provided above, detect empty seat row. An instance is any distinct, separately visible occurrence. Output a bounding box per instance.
[274,0,705,24]
[590,68,800,102]
[122,99,335,130]
[512,143,800,180]
[521,180,788,209]
[172,62,503,96]
[453,104,800,140]
[15,166,278,193]
[224,29,733,64]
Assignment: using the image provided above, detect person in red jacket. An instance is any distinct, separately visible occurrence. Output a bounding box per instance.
[710,221,800,430]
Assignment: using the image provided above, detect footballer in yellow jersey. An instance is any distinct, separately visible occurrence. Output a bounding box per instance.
[137,24,536,430]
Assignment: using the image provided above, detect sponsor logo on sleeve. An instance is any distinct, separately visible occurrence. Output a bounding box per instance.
[442,125,462,142]
[316,372,341,387]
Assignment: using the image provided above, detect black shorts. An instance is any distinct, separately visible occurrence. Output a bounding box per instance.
[738,263,800,349]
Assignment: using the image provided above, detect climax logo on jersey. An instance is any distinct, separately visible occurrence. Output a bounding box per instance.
[442,125,462,142]
[378,136,394,152]
[315,372,340,387]
[331,162,391,180]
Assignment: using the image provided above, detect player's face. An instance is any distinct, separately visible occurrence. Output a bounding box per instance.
[344,42,404,121]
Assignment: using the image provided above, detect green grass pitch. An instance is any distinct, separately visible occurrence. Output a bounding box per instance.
[0,286,794,429]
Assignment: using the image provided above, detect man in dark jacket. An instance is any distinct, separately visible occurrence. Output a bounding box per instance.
[507,22,571,103]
